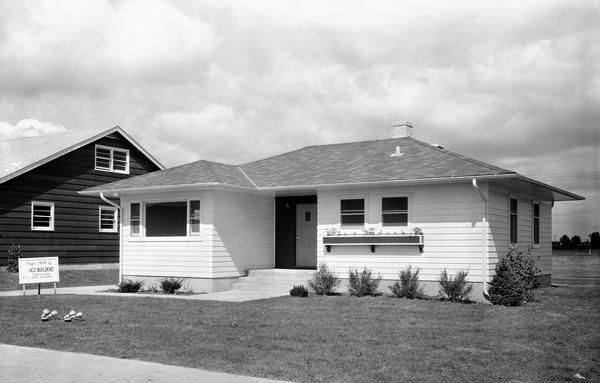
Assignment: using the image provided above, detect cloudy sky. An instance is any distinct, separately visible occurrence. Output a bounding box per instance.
[0,0,598,238]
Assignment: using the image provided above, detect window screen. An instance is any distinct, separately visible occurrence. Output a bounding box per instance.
[341,199,365,226]
[533,203,540,245]
[146,202,187,237]
[510,198,518,244]
[382,197,408,226]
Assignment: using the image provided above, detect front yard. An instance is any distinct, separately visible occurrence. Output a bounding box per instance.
[1,285,598,382]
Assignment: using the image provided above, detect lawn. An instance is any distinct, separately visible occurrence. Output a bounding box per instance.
[552,250,600,285]
[1,286,598,382]
[0,269,118,291]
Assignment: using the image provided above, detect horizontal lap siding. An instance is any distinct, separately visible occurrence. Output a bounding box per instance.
[487,187,552,277]
[317,183,485,281]
[0,134,160,264]
[121,191,215,278]
[212,190,274,277]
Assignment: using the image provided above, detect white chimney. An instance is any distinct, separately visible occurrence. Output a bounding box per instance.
[390,121,413,138]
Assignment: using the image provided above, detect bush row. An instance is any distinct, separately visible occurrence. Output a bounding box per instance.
[294,250,541,306]
[118,277,187,294]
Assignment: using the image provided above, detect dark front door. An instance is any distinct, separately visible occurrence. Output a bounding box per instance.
[275,195,317,269]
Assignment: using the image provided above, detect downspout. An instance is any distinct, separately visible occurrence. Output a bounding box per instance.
[472,179,490,300]
[101,192,123,284]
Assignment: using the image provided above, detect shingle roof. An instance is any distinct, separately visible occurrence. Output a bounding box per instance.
[82,136,515,193]
[84,160,254,192]
[241,137,513,187]
[0,126,164,184]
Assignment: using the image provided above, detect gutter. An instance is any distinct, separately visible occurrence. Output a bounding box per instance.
[472,179,490,301]
[101,192,123,284]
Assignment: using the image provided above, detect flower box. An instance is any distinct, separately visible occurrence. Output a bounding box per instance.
[323,234,424,253]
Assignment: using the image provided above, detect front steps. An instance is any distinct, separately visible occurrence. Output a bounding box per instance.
[231,269,315,293]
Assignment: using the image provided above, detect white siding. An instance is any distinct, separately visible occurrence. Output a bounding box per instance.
[212,190,275,277]
[121,190,215,278]
[317,183,487,282]
[487,186,552,276]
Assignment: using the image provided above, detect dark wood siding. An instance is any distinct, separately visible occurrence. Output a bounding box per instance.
[0,133,160,265]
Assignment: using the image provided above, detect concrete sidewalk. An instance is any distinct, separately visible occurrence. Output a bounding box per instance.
[0,285,287,302]
[0,344,292,383]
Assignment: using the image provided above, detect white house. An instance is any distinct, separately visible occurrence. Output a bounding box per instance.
[81,125,584,300]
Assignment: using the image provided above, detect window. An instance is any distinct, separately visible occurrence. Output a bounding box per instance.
[510,198,518,244]
[341,199,365,226]
[143,200,201,237]
[533,203,540,245]
[99,206,118,232]
[382,197,408,226]
[31,201,54,231]
[95,145,129,174]
[130,203,140,236]
[189,200,201,235]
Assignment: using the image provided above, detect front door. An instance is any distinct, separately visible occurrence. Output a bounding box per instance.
[295,203,317,268]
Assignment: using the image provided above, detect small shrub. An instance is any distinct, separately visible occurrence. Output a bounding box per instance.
[289,284,309,297]
[389,266,424,299]
[7,243,21,273]
[348,267,382,297]
[439,269,473,302]
[118,279,144,293]
[160,277,184,294]
[488,249,541,306]
[309,264,341,295]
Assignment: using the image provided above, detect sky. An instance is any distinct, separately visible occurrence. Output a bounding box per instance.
[0,0,598,239]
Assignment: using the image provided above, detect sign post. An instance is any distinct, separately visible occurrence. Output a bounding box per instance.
[18,257,60,295]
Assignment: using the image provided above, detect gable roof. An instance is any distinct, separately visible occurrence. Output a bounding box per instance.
[0,126,164,184]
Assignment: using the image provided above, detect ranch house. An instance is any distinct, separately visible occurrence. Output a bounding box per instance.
[81,124,583,300]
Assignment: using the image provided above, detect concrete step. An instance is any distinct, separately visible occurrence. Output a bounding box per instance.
[232,268,316,292]
[247,269,315,278]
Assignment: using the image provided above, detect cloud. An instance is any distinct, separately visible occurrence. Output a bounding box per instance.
[0,119,67,139]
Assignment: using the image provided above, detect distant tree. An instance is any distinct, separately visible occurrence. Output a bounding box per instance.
[590,232,600,250]
[571,235,582,249]
[560,234,572,249]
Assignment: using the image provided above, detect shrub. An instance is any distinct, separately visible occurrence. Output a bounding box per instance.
[118,279,144,293]
[289,284,309,297]
[439,269,473,302]
[160,277,184,294]
[389,266,424,299]
[6,243,21,273]
[488,249,541,306]
[309,264,341,295]
[348,267,382,297]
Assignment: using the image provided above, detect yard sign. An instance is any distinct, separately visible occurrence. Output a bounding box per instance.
[18,257,59,295]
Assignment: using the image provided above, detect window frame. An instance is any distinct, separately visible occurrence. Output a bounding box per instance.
[339,196,367,228]
[95,144,130,174]
[98,206,118,233]
[509,197,518,245]
[31,201,55,231]
[381,194,410,227]
[532,202,540,247]
[131,199,202,239]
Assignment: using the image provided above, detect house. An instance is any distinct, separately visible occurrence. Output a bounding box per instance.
[0,126,164,267]
[81,123,584,300]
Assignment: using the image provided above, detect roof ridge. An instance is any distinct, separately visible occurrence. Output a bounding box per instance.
[406,137,515,174]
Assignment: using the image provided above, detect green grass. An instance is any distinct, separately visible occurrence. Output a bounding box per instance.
[0,269,118,291]
[1,286,598,382]
[552,250,600,285]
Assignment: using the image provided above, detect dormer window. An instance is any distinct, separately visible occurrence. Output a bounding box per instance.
[95,145,129,174]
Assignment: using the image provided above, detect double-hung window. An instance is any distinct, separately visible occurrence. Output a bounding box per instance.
[382,197,408,226]
[340,199,365,227]
[533,203,540,245]
[31,201,54,231]
[509,198,518,244]
[99,206,118,233]
[131,200,201,237]
[95,145,129,174]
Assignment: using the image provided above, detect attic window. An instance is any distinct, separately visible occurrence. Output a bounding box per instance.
[95,145,130,174]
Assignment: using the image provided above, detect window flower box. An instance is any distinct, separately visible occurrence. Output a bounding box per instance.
[323,234,424,253]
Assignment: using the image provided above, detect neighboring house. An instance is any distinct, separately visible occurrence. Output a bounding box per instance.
[0,126,164,267]
[81,124,584,300]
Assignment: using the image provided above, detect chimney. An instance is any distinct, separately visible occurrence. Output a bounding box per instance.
[390,121,413,138]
